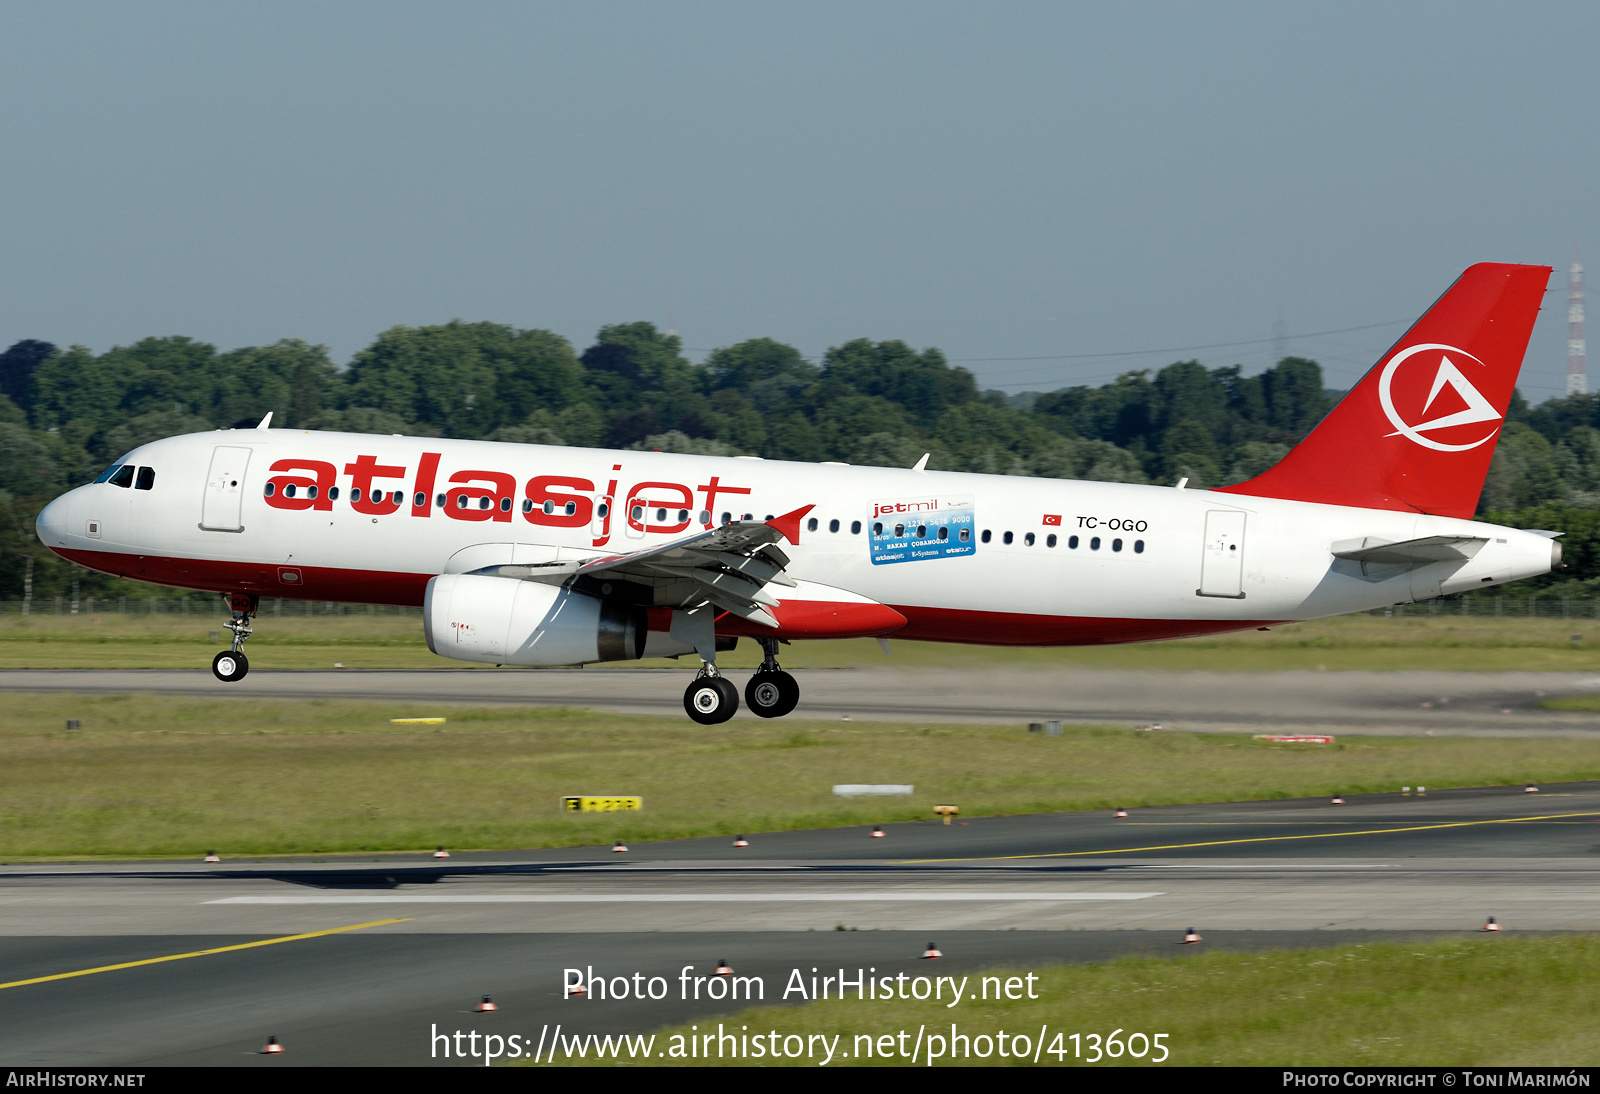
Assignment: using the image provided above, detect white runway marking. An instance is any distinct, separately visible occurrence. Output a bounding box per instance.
[206,891,1165,905]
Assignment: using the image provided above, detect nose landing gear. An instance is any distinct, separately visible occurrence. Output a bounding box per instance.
[212,592,258,683]
[744,638,800,719]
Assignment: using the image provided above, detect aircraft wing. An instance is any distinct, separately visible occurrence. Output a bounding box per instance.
[466,505,815,628]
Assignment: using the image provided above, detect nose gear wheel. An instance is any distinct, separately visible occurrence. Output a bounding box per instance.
[212,650,249,682]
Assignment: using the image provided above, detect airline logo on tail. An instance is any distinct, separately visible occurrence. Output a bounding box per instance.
[1378,343,1502,452]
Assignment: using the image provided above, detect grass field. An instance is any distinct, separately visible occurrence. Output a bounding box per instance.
[3,611,1600,672]
[560,936,1600,1067]
[3,693,1599,859]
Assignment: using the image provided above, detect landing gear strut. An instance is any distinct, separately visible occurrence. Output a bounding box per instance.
[212,592,257,683]
[744,638,800,718]
[684,663,740,725]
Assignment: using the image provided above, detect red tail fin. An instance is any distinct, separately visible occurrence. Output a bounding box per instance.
[1217,263,1551,518]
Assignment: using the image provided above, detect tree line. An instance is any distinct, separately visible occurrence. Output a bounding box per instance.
[2,323,1597,602]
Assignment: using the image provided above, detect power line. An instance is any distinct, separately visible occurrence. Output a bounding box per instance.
[947,318,1412,364]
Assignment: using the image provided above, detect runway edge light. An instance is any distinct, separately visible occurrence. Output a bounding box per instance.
[1114,808,1128,818]
[261,1036,283,1055]
[715,960,733,976]
[203,850,220,863]
[732,835,749,847]
[1183,928,1202,944]
[433,846,450,859]
[870,826,885,838]
[613,840,628,854]
[922,942,942,959]
[476,996,497,1012]
[1484,917,1501,932]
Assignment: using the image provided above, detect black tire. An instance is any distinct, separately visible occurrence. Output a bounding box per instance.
[684,676,739,725]
[212,650,248,682]
[745,670,800,718]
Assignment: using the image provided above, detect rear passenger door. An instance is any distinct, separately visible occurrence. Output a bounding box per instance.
[200,446,252,532]
[1197,509,1246,598]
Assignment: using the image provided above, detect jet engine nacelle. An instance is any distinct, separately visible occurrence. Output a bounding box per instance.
[423,573,646,666]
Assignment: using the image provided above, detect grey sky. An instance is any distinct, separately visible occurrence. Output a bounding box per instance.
[2,2,1596,399]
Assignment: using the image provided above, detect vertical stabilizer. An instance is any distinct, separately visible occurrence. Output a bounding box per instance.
[1217,263,1551,518]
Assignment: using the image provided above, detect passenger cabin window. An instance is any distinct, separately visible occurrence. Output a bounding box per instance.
[829,519,840,533]
[1090,536,1101,550]
[1024,532,1035,546]
[1134,539,1145,553]
[981,529,992,543]
[351,487,363,502]
[807,517,819,532]
[328,486,340,500]
[1046,533,1056,547]
[1002,531,1013,545]
[109,465,135,489]
[134,467,155,491]
[1069,535,1079,548]
[850,520,861,534]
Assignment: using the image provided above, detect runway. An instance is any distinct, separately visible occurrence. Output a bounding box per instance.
[3,784,1598,1064]
[6,666,1600,734]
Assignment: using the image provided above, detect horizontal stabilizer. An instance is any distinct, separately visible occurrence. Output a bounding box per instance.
[1332,535,1486,566]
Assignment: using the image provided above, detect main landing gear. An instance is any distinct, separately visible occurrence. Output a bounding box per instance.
[681,637,800,725]
[745,638,799,719]
[212,592,258,683]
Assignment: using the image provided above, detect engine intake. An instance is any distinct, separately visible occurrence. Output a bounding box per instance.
[424,573,645,666]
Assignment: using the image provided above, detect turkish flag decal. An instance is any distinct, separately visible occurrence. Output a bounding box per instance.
[1042,514,1062,526]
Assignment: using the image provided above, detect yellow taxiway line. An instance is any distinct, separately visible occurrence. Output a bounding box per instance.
[0,918,411,990]
[896,811,1600,864]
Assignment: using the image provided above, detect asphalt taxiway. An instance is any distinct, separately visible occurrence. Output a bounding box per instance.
[2,783,1597,1065]
[6,666,1600,734]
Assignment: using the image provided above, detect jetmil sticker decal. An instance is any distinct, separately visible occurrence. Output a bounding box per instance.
[869,495,976,566]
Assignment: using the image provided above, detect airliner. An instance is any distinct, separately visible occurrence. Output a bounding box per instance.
[35,263,1560,723]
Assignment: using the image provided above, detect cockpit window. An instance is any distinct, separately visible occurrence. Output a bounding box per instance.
[93,454,136,484]
[135,467,155,491]
[108,465,135,489]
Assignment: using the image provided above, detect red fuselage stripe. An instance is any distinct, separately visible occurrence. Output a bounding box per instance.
[55,546,1281,646]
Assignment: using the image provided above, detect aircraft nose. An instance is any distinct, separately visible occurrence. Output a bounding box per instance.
[34,491,74,548]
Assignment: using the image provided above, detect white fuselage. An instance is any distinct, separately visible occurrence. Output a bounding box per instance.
[36,429,1556,646]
